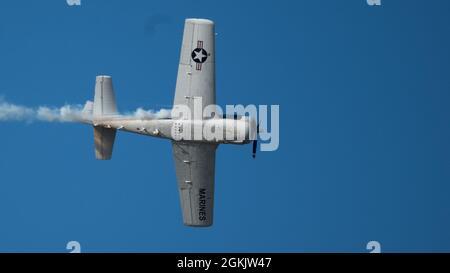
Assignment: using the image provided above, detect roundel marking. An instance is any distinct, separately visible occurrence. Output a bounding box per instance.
[191,48,208,63]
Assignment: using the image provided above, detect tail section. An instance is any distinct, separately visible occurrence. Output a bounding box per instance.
[93,75,117,160]
[94,126,116,160]
[94,76,117,117]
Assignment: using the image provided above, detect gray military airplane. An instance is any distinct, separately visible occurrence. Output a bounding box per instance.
[82,19,258,227]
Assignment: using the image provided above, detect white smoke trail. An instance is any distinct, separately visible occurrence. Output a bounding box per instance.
[0,98,171,123]
[0,98,93,123]
[130,107,172,119]
[0,100,35,121]
[36,102,93,123]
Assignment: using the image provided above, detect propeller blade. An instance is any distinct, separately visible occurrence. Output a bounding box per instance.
[252,122,260,159]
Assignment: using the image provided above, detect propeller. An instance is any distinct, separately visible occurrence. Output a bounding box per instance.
[252,123,260,159]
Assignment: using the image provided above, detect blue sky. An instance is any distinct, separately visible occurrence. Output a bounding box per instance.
[0,0,450,252]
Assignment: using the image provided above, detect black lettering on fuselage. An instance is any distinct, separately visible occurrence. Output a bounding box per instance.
[199,188,207,221]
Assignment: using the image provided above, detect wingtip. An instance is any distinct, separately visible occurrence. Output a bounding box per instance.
[184,222,213,228]
[186,18,214,25]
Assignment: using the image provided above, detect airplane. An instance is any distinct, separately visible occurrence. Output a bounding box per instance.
[81,18,259,227]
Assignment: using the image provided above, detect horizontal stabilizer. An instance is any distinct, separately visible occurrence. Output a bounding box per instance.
[94,127,116,160]
[94,76,117,118]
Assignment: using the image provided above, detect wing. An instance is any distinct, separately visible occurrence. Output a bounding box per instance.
[173,19,215,114]
[172,142,217,227]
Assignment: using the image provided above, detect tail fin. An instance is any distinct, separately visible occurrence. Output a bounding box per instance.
[93,75,117,160]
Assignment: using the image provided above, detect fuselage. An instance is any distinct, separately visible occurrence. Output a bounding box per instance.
[91,115,256,145]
